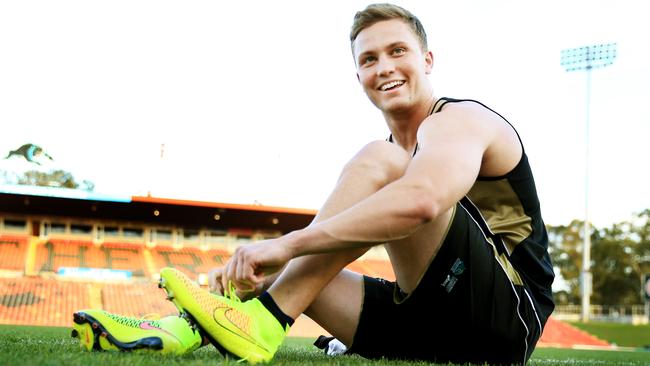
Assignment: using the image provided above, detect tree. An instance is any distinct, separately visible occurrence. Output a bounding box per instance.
[17,169,94,191]
[591,223,639,305]
[547,220,588,304]
[630,209,650,300]
[549,211,650,306]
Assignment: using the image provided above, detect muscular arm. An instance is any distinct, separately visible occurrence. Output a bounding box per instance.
[216,103,522,291]
[285,104,497,257]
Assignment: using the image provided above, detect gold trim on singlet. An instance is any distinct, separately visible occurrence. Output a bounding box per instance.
[431,97,447,114]
[459,200,525,286]
[467,179,533,255]
[493,242,524,285]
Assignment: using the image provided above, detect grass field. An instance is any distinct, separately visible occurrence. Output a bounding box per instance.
[1,324,649,366]
[569,321,650,348]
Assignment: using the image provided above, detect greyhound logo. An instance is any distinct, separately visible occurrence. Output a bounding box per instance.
[4,143,53,165]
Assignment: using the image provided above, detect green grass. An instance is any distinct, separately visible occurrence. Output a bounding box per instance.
[1,324,649,366]
[569,321,650,348]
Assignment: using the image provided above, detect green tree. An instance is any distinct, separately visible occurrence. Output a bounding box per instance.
[631,209,650,300]
[547,220,588,304]
[550,212,650,306]
[591,223,639,305]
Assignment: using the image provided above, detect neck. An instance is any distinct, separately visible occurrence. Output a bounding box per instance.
[385,94,437,154]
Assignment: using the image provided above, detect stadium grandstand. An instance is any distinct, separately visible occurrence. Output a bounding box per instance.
[0,190,392,336]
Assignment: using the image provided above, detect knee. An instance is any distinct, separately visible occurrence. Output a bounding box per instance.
[340,140,411,187]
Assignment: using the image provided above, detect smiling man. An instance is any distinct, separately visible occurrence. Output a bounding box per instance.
[76,3,554,364]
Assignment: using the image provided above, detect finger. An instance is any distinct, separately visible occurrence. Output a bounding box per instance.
[220,267,227,295]
[225,260,236,295]
[210,273,224,295]
[234,254,251,292]
[236,254,246,287]
[218,260,228,294]
[208,268,220,292]
[212,280,224,295]
[215,268,225,294]
[241,259,257,292]
[208,272,215,291]
[249,272,264,288]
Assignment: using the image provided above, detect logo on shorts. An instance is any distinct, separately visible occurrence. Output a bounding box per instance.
[441,258,465,293]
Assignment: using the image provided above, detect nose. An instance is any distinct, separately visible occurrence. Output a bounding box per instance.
[376,55,395,77]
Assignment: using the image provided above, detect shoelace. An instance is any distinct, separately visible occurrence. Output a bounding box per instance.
[226,281,242,303]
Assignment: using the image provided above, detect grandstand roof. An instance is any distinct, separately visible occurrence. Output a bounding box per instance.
[0,192,316,232]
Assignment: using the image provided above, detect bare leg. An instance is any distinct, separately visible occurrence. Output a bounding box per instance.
[267,141,410,345]
[267,141,454,346]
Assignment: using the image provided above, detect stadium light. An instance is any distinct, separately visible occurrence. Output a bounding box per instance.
[561,43,617,323]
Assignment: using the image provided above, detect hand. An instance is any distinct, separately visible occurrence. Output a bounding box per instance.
[221,238,293,296]
[207,266,226,295]
[208,266,263,300]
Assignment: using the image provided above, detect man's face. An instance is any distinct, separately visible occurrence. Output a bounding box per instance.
[353,19,433,115]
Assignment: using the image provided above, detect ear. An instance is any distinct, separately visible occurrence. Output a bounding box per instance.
[424,50,434,74]
[356,72,361,83]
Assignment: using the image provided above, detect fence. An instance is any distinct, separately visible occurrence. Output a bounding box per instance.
[553,304,649,324]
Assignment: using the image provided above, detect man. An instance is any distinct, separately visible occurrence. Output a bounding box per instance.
[75,3,554,364]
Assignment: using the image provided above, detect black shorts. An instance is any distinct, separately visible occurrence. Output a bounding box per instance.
[347,202,543,365]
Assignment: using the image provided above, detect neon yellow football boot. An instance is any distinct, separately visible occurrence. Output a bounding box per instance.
[158,267,289,364]
[71,309,203,355]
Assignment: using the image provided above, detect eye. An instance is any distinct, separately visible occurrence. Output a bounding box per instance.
[361,55,377,66]
[392,47,406,55]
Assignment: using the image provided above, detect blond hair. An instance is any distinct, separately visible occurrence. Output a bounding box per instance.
[350,3,428,53]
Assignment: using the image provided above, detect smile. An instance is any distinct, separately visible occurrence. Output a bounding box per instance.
[378,80,405,91]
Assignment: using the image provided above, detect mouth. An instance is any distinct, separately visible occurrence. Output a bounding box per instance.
[378,80,405,92]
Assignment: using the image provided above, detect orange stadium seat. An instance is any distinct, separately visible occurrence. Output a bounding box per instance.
[0,234,29,271]
[0,277,187,327]
[34,238,92,272]
[150,246,230,280]
[90,242,148,277]
[33,239,148,276]
[0,277,90,327]
[101,282,177,318]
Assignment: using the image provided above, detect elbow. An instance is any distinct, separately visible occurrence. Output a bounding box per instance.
[409,186,443,223]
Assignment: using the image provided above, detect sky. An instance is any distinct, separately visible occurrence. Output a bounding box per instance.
[1,0,648,229]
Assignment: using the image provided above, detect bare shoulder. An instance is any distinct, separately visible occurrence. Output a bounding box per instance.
[418,100,500,145]
[419,100,522,177]
[430,100,505,130]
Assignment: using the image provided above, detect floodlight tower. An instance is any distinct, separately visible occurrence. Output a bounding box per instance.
[561,43,617,323]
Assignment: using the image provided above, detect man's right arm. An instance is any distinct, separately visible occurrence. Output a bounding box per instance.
[285,103,497,256]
